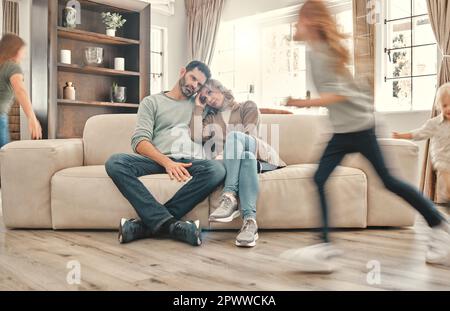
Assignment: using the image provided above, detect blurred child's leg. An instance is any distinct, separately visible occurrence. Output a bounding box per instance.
[314,135,350,243]
[358,129,445,227]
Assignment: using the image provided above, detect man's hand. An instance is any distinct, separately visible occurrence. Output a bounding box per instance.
[163,159,193,182]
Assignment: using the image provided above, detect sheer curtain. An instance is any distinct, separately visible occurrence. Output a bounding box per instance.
[2,0,19,35]
[185,0,225,66]
[352,0,376,96]
[421,0,450,202]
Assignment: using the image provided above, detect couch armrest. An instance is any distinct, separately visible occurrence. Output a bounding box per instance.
[341,138,419,227]
[1,139,83,228]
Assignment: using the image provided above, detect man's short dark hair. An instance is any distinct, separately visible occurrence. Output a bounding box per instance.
[185,60,211,81]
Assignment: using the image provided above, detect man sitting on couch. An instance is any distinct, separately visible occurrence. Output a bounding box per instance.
[105,61,226,247]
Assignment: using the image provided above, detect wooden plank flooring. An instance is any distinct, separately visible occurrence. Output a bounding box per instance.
[1,206,449,291]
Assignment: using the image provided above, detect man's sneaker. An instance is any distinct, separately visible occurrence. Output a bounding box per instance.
[209,192,240,223]
[169,220,202,246]
[236,218,259,247]
[118,218,153,244]
[426,223,450,266]
[279,243,341,273]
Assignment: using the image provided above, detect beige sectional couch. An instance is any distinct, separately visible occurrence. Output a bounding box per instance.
[0,114,418,230]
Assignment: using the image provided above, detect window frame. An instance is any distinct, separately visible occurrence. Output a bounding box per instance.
[211,2,354,109]
[150,25,168,94]
[378,0,438,112]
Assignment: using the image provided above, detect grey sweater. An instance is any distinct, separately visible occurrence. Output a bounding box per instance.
[309,42,375,133]
[131,92,203,159]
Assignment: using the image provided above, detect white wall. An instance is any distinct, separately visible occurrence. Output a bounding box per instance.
[151,0,188,89]
[0,0,3,35]
[222,0,302,21]
[18,0,31,140]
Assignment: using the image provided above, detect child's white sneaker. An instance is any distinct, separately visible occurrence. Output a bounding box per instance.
[426,222,450,266]
[280,243,342,273]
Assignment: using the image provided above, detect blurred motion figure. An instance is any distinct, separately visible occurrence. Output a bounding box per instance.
[282,0,449,272]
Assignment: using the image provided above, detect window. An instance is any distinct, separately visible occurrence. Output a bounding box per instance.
[261,22,307,106]
[211,3,354,109]
[210,20,259,103]
[150,26,168,94]
[380,0,438,112]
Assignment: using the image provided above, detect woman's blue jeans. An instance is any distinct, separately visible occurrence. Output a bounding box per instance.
[223,131,266,220]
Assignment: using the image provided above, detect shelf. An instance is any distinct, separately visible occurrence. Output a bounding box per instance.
[57,99,139,108]
[58,63,140,77]
[76,0,138,13]
[57,27,140,46]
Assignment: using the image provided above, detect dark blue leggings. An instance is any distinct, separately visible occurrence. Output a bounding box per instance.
[314,128,444,243]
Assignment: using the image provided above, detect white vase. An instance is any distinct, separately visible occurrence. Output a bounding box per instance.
[106,29,116,37]
[114,57,125,71]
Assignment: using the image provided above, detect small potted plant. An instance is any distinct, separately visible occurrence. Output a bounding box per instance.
[101,12,126,37]
[111,82,127,103]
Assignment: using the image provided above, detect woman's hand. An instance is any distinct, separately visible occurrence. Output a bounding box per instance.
[195,93,207,110]
[28,116,42,140]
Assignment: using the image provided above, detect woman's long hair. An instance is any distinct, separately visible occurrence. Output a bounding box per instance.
[0,33,25,66]
[299,0,350,75]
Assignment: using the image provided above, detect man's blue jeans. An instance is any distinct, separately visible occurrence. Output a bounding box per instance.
[106,153,226,234]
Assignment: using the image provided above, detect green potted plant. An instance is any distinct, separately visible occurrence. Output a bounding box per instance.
[111,82,127,103]
[101,12,126,37]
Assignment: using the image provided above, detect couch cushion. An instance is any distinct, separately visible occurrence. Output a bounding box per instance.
[51,165,209,229]
[209,164,368,230]
[83,114,137,166]
[82,113,331,166]
[259,114,331,165]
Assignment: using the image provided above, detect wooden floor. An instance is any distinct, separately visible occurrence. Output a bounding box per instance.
[1,206,450,291]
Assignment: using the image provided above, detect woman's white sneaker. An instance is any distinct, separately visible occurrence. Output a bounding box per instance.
[235,218,259,247]
[209,192,240,223]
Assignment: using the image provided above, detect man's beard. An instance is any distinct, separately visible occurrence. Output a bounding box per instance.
[179,76,196,97]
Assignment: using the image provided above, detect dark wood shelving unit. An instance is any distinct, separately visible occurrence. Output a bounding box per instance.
[58,63,141,77]
[57,27,140,45]
[47,0,151,139]
[57,99,139,108]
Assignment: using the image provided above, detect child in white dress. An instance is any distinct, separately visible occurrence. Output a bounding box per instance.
[393,83,450,205]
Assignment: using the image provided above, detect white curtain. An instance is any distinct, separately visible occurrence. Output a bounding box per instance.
[0,0,3,35]
[2,0,19,35]
[185,0,225,66]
